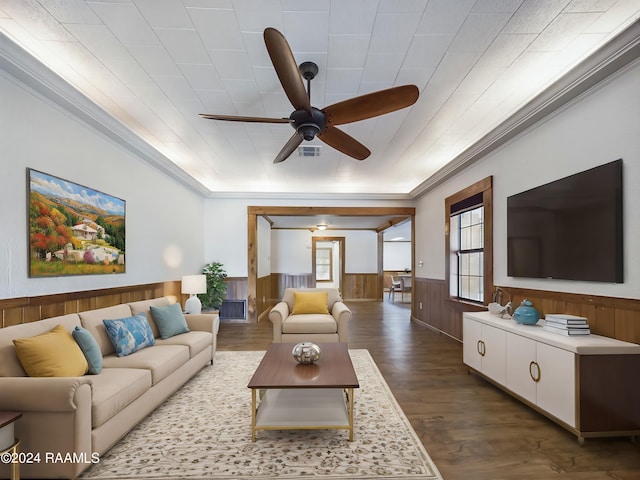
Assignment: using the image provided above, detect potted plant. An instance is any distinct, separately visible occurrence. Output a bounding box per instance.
[197,261,228,311]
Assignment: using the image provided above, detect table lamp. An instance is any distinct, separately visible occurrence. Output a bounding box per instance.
[181,274,206,314]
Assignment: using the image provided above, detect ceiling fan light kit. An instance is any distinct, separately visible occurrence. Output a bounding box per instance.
[199,27,419,164]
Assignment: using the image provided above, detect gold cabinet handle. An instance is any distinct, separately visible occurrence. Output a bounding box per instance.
[529,361,541,382]
[478,340,486,356]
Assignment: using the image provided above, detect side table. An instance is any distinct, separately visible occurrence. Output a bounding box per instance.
[0,412,22,480]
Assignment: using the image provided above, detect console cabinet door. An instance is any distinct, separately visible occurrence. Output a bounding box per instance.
[481,325,506,384]
[463,317,482,371]
[536,342,576,428]
[463,317,506,384]
[506,333,537,405]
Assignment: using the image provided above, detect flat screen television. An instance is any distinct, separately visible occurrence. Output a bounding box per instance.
[507,159,623,283]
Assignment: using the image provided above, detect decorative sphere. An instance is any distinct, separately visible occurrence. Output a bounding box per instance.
[513,299,540,325]
[292,342,321,364]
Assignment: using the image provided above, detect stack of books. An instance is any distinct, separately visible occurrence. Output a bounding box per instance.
[543,314,591,336]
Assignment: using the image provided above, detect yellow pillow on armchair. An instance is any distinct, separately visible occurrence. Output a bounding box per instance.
[291,291,330,314]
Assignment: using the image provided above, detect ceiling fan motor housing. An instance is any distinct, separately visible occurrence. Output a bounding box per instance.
[290,107,326,141]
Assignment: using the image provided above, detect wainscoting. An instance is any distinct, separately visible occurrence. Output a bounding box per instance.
[412,277,640,344]
[343,273,379,301]
[0,278,252,328]
[267,272,380,303]
[0,282,182,328]
[412,278,484,341]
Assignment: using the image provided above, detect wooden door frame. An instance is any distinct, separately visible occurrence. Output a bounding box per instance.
[312,236,345,291]
[247,206,415,322]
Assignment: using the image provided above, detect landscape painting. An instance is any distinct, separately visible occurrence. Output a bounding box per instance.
[28,169,126,277]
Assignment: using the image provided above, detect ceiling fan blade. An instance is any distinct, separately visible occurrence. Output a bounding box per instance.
[323,85,419,126]
[199,113,291,124]
[317,125,370,160]
[273,132,304,164]
[263,27,312,113]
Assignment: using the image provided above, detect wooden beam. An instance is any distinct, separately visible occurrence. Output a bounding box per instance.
[248,206,415,216]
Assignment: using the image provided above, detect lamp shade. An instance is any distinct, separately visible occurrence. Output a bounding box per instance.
[181,274,206,294]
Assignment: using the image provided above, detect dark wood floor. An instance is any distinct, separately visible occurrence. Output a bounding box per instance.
[217,300,640,480]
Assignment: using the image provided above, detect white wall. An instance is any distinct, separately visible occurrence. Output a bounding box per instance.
[0,70,205,299]
[271,230,312,273]
[269,229,379,274]
[415,60,640,300]
[384,242,411,271]
[337,230,378,273]
[205,198,412,277]
[257,216,271,277]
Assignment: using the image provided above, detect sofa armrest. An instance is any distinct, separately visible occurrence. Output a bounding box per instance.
[0,376,91,411]
[185,313,219,359]
[268,302,290,342]
[0,377,93,479]
[185,312,219,334]
[332,301,352,343]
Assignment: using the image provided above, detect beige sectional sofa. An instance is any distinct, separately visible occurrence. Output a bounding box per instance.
[0,296,219,479]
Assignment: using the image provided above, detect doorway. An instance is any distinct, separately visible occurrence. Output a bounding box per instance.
[312,236,345,292]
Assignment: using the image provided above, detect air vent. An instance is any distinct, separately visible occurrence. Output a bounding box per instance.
[298,145,321,157]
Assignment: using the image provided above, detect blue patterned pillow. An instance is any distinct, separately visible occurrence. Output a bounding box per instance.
[103,314,155,357]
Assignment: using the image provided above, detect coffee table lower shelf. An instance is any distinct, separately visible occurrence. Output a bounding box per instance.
[251,388,354,442]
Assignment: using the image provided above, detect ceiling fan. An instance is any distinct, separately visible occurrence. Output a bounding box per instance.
[199,27,420,164]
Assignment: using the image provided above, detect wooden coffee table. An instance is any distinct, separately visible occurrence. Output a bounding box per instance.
[247,343,359,441]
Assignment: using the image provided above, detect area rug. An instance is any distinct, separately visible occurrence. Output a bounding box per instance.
[80,350,442,480]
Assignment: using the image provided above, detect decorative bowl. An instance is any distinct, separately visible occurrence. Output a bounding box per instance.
[292,342,321,364]
[513,299,540,325]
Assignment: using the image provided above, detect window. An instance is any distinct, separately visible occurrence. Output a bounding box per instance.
[450,205,484,302]
[445,177,493,304]
[315,248,333,282]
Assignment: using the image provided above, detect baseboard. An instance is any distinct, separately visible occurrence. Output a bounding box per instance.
[412,316,462,344]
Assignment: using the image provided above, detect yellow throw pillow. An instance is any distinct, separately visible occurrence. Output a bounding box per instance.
[13,324,89,377]
[292,291,330,315]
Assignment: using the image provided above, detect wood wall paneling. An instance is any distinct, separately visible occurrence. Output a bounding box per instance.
[1,282,182,328]
[411,280,640,345]
[344,273,378,301]
[256,275,272,321]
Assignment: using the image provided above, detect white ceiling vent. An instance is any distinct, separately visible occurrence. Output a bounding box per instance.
[298,145,321,157]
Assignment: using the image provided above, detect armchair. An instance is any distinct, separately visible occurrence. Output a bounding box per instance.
[268,288,351,343]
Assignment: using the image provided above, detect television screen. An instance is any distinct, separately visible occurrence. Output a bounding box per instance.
[507,159,623,283]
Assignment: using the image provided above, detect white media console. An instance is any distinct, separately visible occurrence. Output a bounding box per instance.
[463,311,640,443]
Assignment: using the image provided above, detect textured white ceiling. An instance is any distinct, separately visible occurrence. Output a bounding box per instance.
[1,0,639,198]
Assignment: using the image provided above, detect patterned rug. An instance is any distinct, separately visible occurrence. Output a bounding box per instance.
[80,350,442,480]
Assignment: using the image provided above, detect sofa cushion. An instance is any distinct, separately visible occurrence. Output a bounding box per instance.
[155,331,212,358]
[79,304,134,356]
[282,314,337,334]
[0,314,81,377]
[150,303,190,339]
[102,345,190,385]
[72,326,103,374]
[291,291,329,315]
[88,368,152,428]
[103,314,156,357]
[13,324,88,377]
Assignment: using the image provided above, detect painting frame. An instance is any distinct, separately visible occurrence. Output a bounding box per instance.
[28,168,126,277]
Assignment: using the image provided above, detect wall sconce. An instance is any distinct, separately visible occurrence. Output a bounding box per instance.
[181,274,206,314]
[317,224,327,230]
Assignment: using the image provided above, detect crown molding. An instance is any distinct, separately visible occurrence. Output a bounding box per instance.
[0,32,210,196]
[410,18,640,199]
